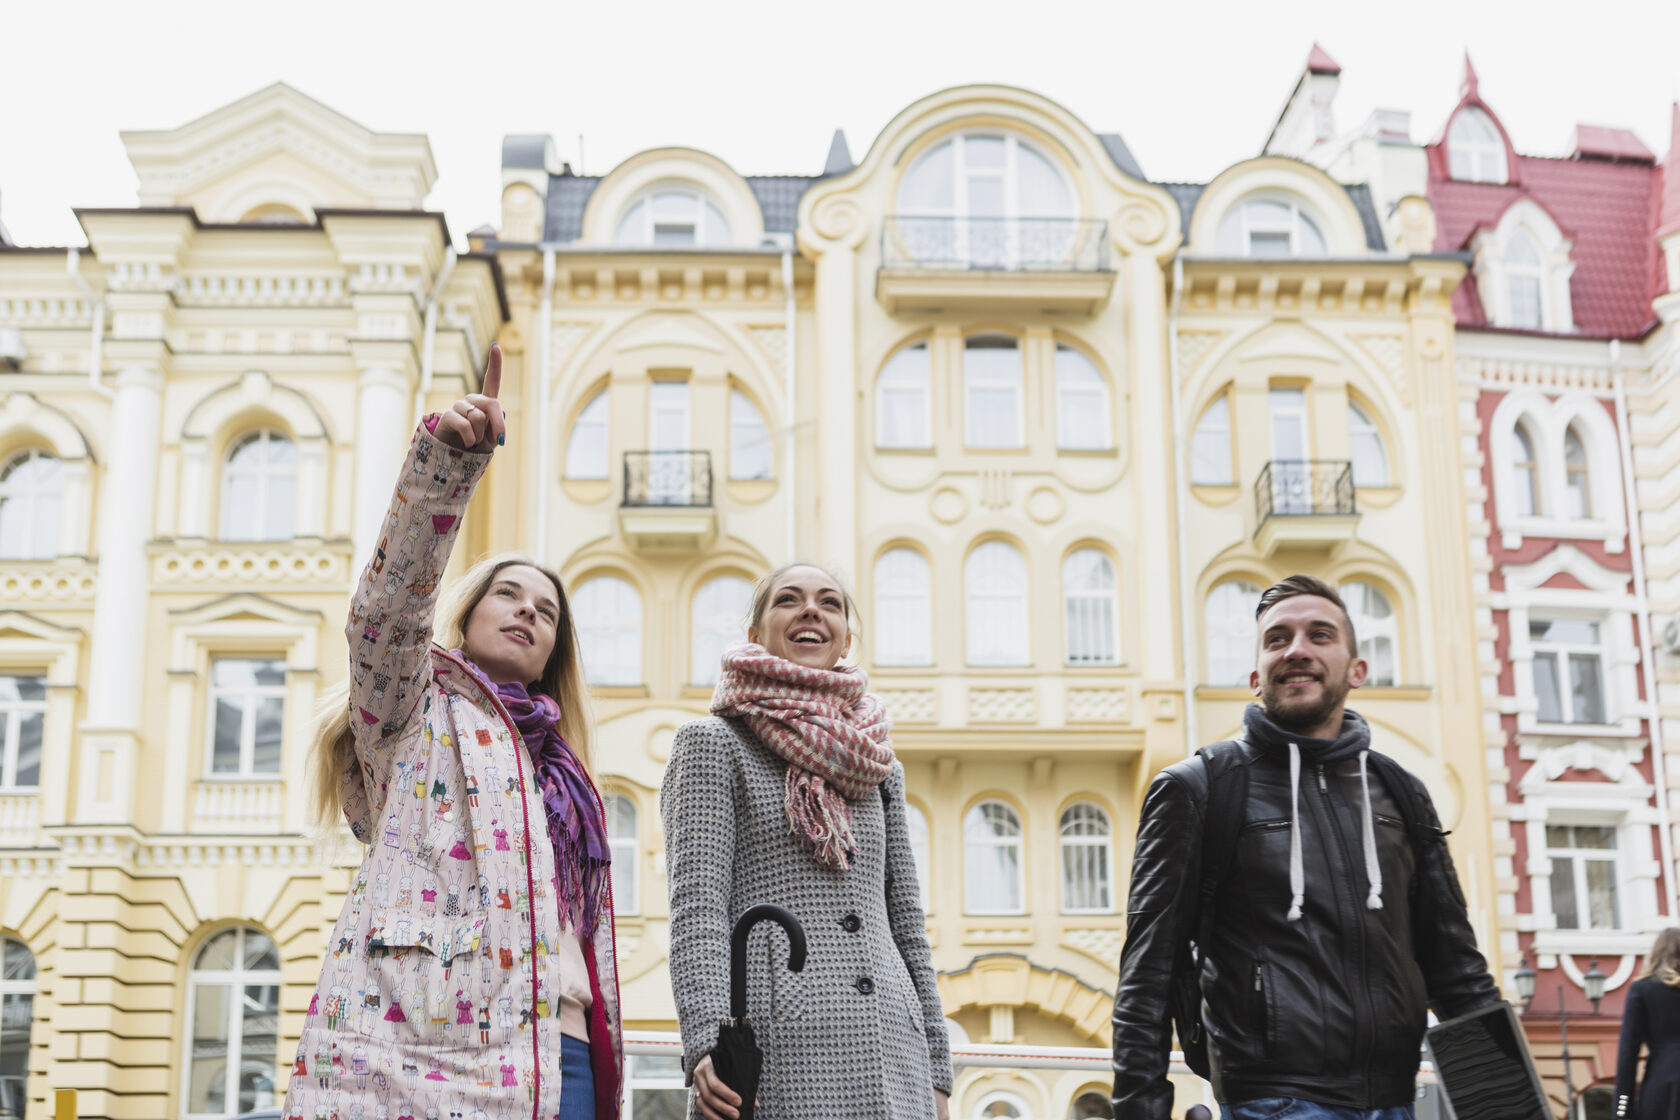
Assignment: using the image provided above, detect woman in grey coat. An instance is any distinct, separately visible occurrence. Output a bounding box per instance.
[661,563,954,1120]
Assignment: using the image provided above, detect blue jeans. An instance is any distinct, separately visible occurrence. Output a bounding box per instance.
[1223,1100,1415,1120]
[557,1033,594,1120]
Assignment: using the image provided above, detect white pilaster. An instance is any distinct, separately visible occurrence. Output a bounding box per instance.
[178,438,209,538]
[79,366,163,823]
[352,366,411,572]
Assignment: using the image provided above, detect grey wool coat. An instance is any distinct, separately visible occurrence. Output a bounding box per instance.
[660,716,954,1120]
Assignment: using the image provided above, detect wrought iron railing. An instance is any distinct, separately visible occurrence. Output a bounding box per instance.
[1255,460,1356,522]
[881,216,1109,272]
[621,451,713,508]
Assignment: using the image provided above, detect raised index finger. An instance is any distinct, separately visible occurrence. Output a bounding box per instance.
[480,343,502,401]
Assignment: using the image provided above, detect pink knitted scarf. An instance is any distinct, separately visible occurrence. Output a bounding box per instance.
[710,643,895,871]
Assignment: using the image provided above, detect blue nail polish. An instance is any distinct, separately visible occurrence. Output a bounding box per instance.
[497,433,506,446]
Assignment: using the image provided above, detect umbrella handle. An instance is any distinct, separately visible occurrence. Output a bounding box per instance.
[730,903,807,1021]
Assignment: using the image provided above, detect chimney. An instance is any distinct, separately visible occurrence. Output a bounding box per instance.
[1264,42,1343,158]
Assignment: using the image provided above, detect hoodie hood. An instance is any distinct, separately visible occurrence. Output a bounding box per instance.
[1243,702,1371,764]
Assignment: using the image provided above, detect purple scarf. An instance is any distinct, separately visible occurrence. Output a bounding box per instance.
[461,658,612,934]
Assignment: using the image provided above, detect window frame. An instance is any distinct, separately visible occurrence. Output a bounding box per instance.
[1205,579,1262,686]
[873,547,933,668]
[572,575,644,688]
[963,799,1026,916]
[1062,548,1119,667]
[204,657,286,781]
[875,342,933,450]
[1054,344,1112,451]
[1347,400,1390,489]
[1563,424,1592,520]
[728,389,773,481]
[1058,801,1115,914]
[1448,108,1509,185]
[1216,195,1328,259]
[614,188,733,249]
[1341,580,1399,688]
[0,449,63,561]
[564,389,611,481]
[180,927,282,1120]
[904,799,933,915]
[1544,823,1622,932]
[0,675,46,791]
[1528,616,1609,726]
[218,429,297,543]
[0,933,36,1114]
[603,792,639,917]
[689,574,753,687]
[964,540,1030,667]
[963,335,1025,450]
[1504,231,1546,330]
[1190,392,1235,487]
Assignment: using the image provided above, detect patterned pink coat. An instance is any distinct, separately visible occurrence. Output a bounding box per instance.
[282,424,623,1120]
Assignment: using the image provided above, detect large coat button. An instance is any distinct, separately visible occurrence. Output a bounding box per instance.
[840,914,861,933]
[855,977,874,995]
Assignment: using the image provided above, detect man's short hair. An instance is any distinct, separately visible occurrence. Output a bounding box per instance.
[1255,574,1358,653]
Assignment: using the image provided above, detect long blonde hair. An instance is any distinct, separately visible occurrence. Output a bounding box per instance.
[1642,927,1680,987]
[310,552,595,830]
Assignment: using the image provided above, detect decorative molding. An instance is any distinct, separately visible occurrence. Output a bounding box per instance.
[1061,926,1125,967]
[1175,330,1227,381]
[191,780,285,834]
[0,791,40,847]
[1350,332,1408,395]
[1460,356,1615,393]
[960,925,1034,945]
[745,325,788,380]
[0,564,98,602]
[0,296,95,325]
[152,543,350,587]
[877,689,936,724]
[549,321,598,379]
[1066,688,1128,724]
[181,273,347,305]
[968,688,1037,723]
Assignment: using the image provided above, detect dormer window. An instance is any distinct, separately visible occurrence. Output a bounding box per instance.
[1448,108,1508,184]
[1215,196,1327,258]
[616,189,732,248]
[1505,233,1544,329]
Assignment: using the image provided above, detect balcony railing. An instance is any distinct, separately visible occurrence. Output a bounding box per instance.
[1256,460,1356,522]
[881,216,1109,272]
[621,451,713,508]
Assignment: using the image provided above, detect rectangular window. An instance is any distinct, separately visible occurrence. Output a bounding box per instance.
[964,339,1023,449]
[208,659,286,777]
[1530,619,1607,724]
[1546,824,1620,931]
[1508,275,1543,330]
[625,1054,688,1118]
[0,675,46,790]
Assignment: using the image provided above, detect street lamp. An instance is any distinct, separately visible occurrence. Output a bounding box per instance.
[1584,958,1607,1015]
[1513,954,1537,1010]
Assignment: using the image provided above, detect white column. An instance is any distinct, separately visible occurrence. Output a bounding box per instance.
[813,246,857,569]
[352,367,411,572]
[79,366,163,822]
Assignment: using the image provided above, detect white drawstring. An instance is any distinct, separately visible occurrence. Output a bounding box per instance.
[1360,750,1384,910]
[1287,742,1304,922]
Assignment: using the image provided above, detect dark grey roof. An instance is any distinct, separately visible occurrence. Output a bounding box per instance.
[1097,133,1145,181]
[539,172,819,244]
[746,177,820,234]
[1156,180,1387,252]
[824,130,854,176]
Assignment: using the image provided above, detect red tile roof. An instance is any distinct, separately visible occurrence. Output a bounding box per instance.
[1569,125,1655,163]
[1427,89,1665,338]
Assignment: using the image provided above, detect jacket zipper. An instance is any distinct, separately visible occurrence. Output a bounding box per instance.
[1253,961,1264,992]
[1317,763,1327,791]
[1315,764,1376,1098]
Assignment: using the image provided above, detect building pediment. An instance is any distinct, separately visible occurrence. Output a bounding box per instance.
[120,82,437,222]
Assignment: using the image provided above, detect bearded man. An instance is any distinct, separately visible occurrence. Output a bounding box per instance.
[1111,575,1502,1120]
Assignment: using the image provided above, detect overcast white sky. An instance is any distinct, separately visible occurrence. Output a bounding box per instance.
[2,0,1677,249]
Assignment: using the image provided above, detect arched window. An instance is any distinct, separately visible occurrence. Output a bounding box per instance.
[1059,802,1113,913]
[964,336,1023,449]
[1505,232,1545,330]
[220,430,295,541]
[974,1090,1032,1118]
[898,132,1074,267]
[1063,549,1118,666]
[0,935,36,1113]
[1512,422,1541,517]
[874,548,932,666]
[1206,579,1262,686]
[690,575,752,686]
[182,928,281,1118]
[729,390,772,480]
[1069,1091,1114,1119]
[1564,425,1592,519]
[604,793,639,916]
[1055,345,1111,450]
[572,576,643,687]
[1215,196,1327,258]
[1342,581,1398,687]
[965,541,1029,666]
[0,675,45,791]
[0,450,62,560]
[208,659,285,778]
[964,800,1024,914]
[615,189,732,248]
[1348,402,1389,488]
[1191,394,1233,486]
[1448,108,1508,184]
[876,343,932,449]
[565,390,610,480]
[904,801,932,913]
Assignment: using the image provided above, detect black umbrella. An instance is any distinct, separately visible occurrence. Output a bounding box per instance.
[711,903,807,1120]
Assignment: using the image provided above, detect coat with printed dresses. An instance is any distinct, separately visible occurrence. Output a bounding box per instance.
[281,423,623,1120]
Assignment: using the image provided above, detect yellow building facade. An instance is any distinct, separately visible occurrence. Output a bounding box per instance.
[0,78,1501,1120]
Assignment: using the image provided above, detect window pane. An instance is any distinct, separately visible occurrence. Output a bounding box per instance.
[1569,653,1606,724]
[703,202,733,248]
[877,345,930,449]
[1348,404,1388,488]
[242,932,280,971]
[905,803,931,912]
[1018,145,1072,215]
[13,711,42,788]
[1248,229,1292,259]
[238,984,279,1111]
[900,141,954,212]
[964,339,1022,448]
[187,984,231,1114]
[195,930,238,970]
[874,549,932,666]
[220,472,260,540]
[212,697,244,774]
[1532,652,1563,723]
[1205,581,1261,685]
[1550,856,1580,930]
[1509,275,1543,329]
[0,993,31,1086]
[1296,214,1327,256]
[1063,550,1117,666]
[566,392,610,480]
[1585,860,1620,929]
[262,472,295,540]
[614,200,646,245]
[1532,619,1599,645]
[1056,347,1109,450]
[250,697,283,774]
[574,577,642,686]
[2,941,35,981]
[966,542,1028,665]
[729,390,772,481]
[690,576,752,686]
[965,136,1006,168]
[1513,426,1539,517]
[1191,397,1233,485]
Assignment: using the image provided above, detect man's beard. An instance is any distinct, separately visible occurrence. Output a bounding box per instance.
[1261,672,1352,735]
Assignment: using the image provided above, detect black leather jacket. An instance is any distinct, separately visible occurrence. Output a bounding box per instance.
[1111,733,1500,1117]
